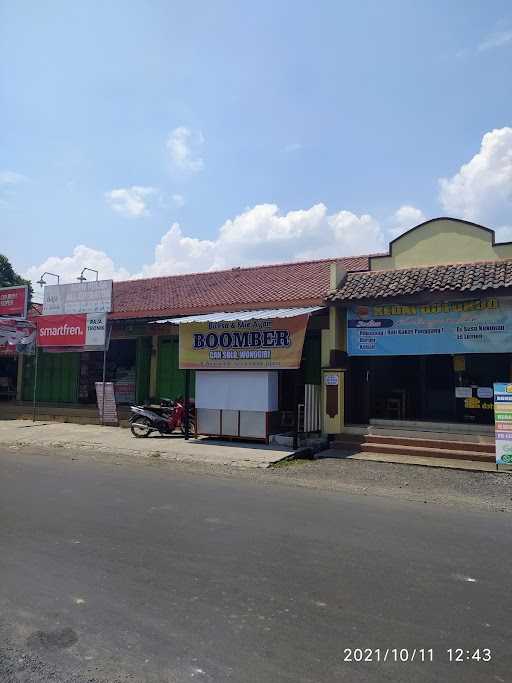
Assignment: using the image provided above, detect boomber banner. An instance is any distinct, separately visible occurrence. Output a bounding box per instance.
[179,314,309,370]
[347,297,512,356]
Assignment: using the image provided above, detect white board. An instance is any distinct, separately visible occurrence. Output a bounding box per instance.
[195,371,278,411]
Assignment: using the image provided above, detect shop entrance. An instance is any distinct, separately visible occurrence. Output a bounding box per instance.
[0,354,18,400]
[79,339,138,404]
[346,353,511,426]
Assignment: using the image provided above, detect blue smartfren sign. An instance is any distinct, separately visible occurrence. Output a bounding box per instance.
[347,297,512,356]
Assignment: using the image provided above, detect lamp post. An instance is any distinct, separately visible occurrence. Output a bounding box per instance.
[77,267,99,283]
[36,272,60,287]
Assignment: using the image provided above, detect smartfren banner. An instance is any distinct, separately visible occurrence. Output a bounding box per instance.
[179,314,309,370]
[347,297,512,356]
[37,313,107,348]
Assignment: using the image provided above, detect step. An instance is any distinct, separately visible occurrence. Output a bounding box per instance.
[369,418,494,436]
[330,441,495,463]
[342,424,495,444]
[338,434,495,454]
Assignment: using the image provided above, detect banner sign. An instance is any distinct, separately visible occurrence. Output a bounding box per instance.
[347,297,512,356]
[37,313,106,348]
[43,279,112,315]
[0,318,35,354]
[0,285,28,318]
[95,382,119,425]
[494,383,512,465]
[179,314,309,370]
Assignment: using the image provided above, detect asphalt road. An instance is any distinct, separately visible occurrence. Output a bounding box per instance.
[0,449,511,683]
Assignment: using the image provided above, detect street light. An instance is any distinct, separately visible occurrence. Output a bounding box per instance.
[36,272,60,287]
[77,267,99,283]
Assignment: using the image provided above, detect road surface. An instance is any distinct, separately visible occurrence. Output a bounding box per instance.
[0,448,510,682]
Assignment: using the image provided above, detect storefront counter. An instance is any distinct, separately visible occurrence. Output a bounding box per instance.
[195,370,279,442]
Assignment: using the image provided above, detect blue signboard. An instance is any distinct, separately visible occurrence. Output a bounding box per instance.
[347,297,512,356]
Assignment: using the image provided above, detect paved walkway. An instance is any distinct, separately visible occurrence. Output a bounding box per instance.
[0,420,292,468]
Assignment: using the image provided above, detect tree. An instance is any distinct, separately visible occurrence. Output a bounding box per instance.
[0,254,33,303]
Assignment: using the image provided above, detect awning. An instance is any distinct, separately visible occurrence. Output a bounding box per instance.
[152,306,325,325]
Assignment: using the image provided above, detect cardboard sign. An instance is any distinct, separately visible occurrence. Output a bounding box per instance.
[37,313,106,348]
[179,314,309,370]
[43,280,112,315]
[0,285,28,318]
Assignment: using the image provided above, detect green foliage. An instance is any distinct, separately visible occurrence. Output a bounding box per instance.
[0,253,33,305]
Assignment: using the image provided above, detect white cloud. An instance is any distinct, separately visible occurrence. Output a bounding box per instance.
[439,127,512,234]
[478,29,512,52]
[25,245,130,288]
[166,127,204,173]
[136,203,387,278]
[135,223,216,278]
[172,193,185,208]
[0,170,27,185]
[389,205,427,237]
[284,143,303,153]
[105,186,157,217]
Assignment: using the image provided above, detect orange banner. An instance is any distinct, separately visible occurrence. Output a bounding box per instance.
[179,314,309,370]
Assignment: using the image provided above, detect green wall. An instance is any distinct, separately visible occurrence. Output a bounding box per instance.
[22,351,80,403]
[156,336,194,400]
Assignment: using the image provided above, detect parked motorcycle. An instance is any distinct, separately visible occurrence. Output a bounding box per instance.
[129,398,196,438]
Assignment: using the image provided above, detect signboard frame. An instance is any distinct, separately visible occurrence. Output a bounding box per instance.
[42,279,112,315]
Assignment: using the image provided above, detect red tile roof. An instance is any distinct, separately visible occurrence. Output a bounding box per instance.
[110,255,370,319]
[330,259,512,302]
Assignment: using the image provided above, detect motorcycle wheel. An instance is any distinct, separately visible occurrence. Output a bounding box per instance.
[130,416,153,438]
[180,416,196,437]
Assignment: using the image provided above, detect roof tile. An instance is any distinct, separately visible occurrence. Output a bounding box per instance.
[330,259,512,302]
[111,255,369,319]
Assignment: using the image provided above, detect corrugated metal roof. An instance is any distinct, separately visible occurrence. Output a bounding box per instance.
[152,306,325,324]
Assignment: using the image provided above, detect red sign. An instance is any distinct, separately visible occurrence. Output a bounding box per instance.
[37,314,87,347]
[0,286,28,318]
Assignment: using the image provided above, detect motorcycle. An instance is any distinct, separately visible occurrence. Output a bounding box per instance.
[129,398,196,438]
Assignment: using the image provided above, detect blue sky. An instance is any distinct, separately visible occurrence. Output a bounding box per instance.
[1,0,512,289]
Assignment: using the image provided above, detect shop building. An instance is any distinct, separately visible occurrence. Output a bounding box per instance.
[16,256,368,431]
[326,218,512,435]
[14,215,511,446]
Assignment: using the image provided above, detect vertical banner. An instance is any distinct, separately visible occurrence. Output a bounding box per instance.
[95,382,119,425]
[493,383,512,465]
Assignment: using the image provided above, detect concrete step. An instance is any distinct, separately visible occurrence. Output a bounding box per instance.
[369,418,494,435]
[331,440,495,463]
[333,433,495,454]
